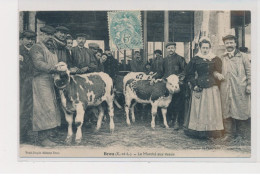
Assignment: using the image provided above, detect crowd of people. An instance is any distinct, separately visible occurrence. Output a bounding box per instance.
[19,24,251,147]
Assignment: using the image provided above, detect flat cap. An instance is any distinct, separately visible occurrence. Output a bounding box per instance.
[66,34,73,40]
[154,49,162,55]
[75,33,87,38]
[88,43,100,49]
[40,25,56,35]
[165,42,176,48]
[20,30,37,39]
[222,34,236,42]
[56,26,70,33]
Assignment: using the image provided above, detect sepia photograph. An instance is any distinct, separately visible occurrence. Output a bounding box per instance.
[18,9,252,159]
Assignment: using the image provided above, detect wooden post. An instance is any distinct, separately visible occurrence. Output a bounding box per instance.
[123,50,126,70]
[153,42,155,60]
[164,11,169,57]
[143,11,148,62]
[242,11,245,47]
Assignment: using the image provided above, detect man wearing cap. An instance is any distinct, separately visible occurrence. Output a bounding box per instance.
[103,49,119,80]
[70,33,97,74]
[220,35,251,141]
[162,42,186,130]
[53,26,72,66]
[149,49,164,79]
[29,25,65,147]
[130,51,147,72]
[88,42,101,72]
[19,30,36,143]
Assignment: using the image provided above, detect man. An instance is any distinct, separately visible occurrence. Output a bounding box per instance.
[70,33,97,74]
[53,26,75,125]
[66,34,73,55]
[162,42,186,130]
[103,49,119,80]
[30,25,65,147]
[149,49,164,79]
[52,26,72,66]
[130,51,147,72]
[88,42,101,72]
[220,35,251,141]
[19,30,36,143]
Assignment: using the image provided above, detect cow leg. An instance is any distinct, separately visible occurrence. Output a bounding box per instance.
[125,95,132,126]
[151,104,158,129]
[161,108,169,129]
[96,105,104,131]
[74,103,85,144]
[130,101,137,123]
[107,99,115,133]
[63,109,74,145]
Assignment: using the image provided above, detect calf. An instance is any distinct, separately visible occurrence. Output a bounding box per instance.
[123,72,180,129]
[54,63,115,144]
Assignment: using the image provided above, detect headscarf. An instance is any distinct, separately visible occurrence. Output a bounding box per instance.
[195,37,216,61]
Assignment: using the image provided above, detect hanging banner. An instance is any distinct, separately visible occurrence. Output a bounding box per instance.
[108,11,143,51]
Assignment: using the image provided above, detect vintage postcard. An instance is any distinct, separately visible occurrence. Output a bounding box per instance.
[18,8,253,160]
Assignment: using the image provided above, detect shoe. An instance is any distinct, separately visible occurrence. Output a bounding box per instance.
[173,122,180,130]
[221,134,233,142]
[40,138,58,147]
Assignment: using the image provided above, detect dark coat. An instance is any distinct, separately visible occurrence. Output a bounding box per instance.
[103,56,119,79]
[19,45,34,138]
[150,56,164,79]
[185,56,222,89]
[52,38,72,67]
[162,53,186,79]
[70,46,98,73]
[130,59,147,72]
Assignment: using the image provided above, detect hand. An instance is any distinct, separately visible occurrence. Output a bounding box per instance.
[246,85,251,94]
[70,67,79,73]
[216,73,225,81]
[214,72,225,81]
[80,67,89,73]
[19,55,24,62]
[193,85,202,92]
[55,62,67,72]
[150,78,156,85]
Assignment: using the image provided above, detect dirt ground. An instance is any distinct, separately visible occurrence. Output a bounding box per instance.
[20,106,251,158]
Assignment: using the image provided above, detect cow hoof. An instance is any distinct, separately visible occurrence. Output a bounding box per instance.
[151,126,155,130]
[65,137,73,145]
[110,129,114,134]
[165,126,169,129]
[127,123,131,126]
[75,139,82,145]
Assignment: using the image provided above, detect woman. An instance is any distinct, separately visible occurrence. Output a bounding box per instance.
[184,37,225,139]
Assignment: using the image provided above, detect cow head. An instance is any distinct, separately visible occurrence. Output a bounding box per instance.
[53,62,70,89]
[165,74,180,94]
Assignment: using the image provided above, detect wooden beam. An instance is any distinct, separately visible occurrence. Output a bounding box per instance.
[164,11,169,57]
[242,11,245,47]
[143,11,148,62]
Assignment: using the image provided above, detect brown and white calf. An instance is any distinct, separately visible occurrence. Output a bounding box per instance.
[123,72,180,129]
[54,63,115,144]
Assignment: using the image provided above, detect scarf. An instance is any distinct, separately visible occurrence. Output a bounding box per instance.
[224,49,236,58]
[53,37,66,49]
[195,50,216,61]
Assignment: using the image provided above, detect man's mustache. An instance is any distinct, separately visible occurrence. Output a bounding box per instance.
[227,46,234,49]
